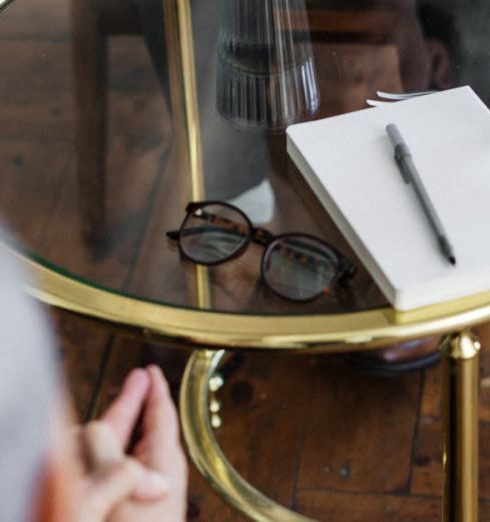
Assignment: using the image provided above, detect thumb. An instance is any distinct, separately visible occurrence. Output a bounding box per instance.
[79,458,144,522]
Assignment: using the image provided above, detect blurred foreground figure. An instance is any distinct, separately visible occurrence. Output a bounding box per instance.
[0,242,59,521]
[0,241,187,521]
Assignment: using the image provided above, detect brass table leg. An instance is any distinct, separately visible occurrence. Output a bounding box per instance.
[440,331,481,522]
[180,349,314,522]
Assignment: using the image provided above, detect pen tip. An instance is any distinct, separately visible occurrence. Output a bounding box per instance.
[449,256,456,265]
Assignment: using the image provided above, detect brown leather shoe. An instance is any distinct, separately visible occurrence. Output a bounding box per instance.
[345,336,441,376]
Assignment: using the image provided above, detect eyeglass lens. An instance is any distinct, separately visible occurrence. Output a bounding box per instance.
[179,203,250,264]
[262,235,338,301]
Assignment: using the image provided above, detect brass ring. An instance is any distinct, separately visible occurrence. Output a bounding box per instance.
[179,349,315,521]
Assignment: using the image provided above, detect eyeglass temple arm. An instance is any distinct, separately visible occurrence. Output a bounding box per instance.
[166,230,180,240]
[168,210,273,243]
[337,259,357,283]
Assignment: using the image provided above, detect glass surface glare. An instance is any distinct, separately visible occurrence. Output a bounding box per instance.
[216,0,319,130]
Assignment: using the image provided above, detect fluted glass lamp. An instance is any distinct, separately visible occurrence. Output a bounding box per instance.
[216,0,319,131]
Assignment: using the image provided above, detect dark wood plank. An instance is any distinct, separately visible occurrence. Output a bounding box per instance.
[51,308,113,421]
[89,337,148,419]
[89,337,192,419]
[39,47,172,290]
[296,490,442,521]
[0,0,69,40]
[409,366,442,497]
[72,0,109,243]
[302,9,399,39]
[297,357,422,495]
[296,489,490,521]
[0,141,67,249]
[0,40,74,143]
[113,145,191,306]
[212,353,316,506]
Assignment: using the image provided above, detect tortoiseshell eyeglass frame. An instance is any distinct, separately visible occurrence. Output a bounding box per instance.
[166,201,357,302]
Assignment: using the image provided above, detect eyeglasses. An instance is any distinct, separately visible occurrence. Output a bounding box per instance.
[166,201,356,302]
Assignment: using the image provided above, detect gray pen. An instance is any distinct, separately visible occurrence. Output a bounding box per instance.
[386,123,456,265]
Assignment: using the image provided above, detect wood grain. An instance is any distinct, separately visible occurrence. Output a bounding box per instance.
[297,358,422,495]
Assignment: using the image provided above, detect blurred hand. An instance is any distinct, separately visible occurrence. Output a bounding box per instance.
[75,366,187,522]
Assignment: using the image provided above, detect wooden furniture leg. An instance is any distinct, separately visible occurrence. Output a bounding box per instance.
[71,0,107,244]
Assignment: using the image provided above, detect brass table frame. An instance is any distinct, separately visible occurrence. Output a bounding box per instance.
[15,251,485,522]
[180,343,480,522]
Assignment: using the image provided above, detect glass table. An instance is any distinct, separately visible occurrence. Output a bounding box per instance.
[0,0,488,519]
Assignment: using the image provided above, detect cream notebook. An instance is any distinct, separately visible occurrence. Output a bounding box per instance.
[287,86,490,310]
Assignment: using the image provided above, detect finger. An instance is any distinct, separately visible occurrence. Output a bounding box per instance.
[134,365,183,473]
[80,458,145,522]
[101,368,150,448]
[80,460,169,522]
[143,365,179,442]
[130,470,170,501]
[82,423,170,503]
[82,421,123,471]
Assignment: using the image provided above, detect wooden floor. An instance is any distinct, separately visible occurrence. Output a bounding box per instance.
[54,308,490,521]
[2,1,490,519]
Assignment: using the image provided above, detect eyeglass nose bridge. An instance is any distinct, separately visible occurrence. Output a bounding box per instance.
[250,226,274,246]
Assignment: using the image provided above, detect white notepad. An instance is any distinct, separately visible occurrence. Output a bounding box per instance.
[287,86,490,310]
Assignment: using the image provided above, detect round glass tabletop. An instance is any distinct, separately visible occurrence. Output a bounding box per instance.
[0,0,489,340]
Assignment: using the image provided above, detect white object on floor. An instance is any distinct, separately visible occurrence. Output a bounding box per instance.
[228,178,275,225]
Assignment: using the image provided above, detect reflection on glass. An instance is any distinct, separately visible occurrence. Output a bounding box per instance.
[216,0,319,130]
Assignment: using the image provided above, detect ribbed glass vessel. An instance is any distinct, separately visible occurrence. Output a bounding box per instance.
[216,0,319,131]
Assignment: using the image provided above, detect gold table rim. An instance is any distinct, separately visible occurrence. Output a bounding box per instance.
[14,249,490,352]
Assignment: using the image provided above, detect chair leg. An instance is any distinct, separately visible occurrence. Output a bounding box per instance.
[440,331,480,522]
[133,0,171,101]
[71,0,108,245]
